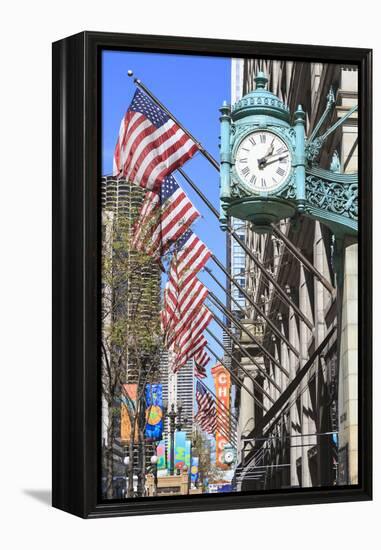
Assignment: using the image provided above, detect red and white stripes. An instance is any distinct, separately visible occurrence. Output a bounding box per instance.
[113,90,198,190]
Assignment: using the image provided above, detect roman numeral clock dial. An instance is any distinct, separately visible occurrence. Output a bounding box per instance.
[235,131,292,193]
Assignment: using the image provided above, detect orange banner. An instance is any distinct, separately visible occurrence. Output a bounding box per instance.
[121,384,138,443]
[211,363,231,470]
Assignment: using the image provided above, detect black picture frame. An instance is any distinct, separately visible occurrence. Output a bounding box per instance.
[52,31,372,519]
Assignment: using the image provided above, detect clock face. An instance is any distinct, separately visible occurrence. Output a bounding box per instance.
[224,451,234,464]
[235,131,292,193]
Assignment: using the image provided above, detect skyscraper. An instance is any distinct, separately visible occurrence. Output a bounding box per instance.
[160,350,194,442]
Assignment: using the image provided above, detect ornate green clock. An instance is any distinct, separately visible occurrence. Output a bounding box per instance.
[221,444,236,466]
[219,72,358,237]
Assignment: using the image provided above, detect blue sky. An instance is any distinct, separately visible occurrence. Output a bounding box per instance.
[102,50,231,389]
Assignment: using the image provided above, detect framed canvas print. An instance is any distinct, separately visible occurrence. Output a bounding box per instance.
[52,31,372,518]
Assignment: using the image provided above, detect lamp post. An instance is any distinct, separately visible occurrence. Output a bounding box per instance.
[163,399,187,475]
[123,454,130,498]
[150,454,158,495]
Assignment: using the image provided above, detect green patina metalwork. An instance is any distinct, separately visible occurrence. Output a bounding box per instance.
[305,167,358,235]
[219,71,358,237]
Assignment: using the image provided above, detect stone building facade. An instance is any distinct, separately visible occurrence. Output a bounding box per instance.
[231,60,358,490]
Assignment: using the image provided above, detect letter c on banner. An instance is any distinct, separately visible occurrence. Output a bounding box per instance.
[219,373,227,385]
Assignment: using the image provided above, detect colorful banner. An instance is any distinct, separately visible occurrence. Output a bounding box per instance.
[157,440,166,471]
[190,457,199,484]
[211,363,231,470]
[121,384,138,443]
[145,384,164,441]
[174,430,187,470]
[185,440,191,471]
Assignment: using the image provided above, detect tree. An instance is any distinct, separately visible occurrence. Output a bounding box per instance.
[191,428,222,489]
[101,202,162,499]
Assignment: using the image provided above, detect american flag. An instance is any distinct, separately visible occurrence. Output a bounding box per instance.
[160,270,212,373]
[113,89,198,190]
[132,175,199,259]
[160,229,210,338]
[197,380,232,441]
[169,304,212,352]
[194,350,209,378]
[195,380,216,435]
[173,334,207,373]
[197,351,210,368]
[173,229,211,287]
[162,270,208,345]
[160,257,179,336]
[194,363,207,379]
[170,307,213,367]
[194,349,210,369]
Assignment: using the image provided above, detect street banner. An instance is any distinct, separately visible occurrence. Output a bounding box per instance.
[174,430,187,470]
[211,363,231,470]
[190,457,199,484]
[121,384,138,443]
[145,384,164,441]
[157,440,166,471]
[185,440,191,471]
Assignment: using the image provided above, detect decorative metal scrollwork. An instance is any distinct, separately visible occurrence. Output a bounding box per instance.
[305,136,324,164]
[230,178,252,198]
[279,181,296,200]
[306,174,358,220]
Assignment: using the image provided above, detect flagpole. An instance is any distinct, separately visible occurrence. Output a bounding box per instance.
[197,378,239,424]
[204,264,299,359]
[204,344,263,408]
[204,326,274,406]
[207,292,287,376]
[207,306,282,394]
[178,167,314,331]
[123,74,332,318]
[127,71,220,171]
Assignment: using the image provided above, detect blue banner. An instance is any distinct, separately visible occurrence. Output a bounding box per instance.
[145,384,164,441]
[191,456,199,484]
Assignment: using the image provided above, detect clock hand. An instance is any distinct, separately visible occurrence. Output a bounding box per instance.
[257,141,275,165]
[259,153,289,168]
[264,140,274,158]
